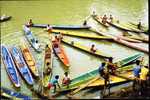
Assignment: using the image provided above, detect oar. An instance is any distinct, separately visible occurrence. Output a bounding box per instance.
[69,75,100,95]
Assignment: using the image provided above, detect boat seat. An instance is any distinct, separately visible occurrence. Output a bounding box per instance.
[45,54,51,58]
[25,53,32,61]
[28,61,35,66]
[21,68,28,75]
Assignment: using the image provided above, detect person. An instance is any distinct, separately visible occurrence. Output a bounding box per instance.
[139,65,149,94]
[47,75,61,93]
[137,22,142,30]
[52,37,61,53]
[102,14,107,24]
[98,62,106,77]
[27,19,33,27]
[90,44,96,53]
[34,40,40,49]
[62,72,71,88]
[46,24,53,34]
[109,15,113,22]
[92,11,96,16]
[24,25,31,35]
[132,60,141,91]
[107,57,116,75]
[83,20,87,26]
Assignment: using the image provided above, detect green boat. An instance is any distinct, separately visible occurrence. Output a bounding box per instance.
[58,53,143,92]
[62,38,111,58]
[52,30,113,40]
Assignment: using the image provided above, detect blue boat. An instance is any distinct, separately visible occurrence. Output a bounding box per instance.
[23,25,42,53]
[10,47,34,85]
[1,87,31,100]
[30,24,91,29]
[1,45,20,88]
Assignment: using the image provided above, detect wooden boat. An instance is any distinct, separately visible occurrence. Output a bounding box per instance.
[107,19,146,33]
[23,25,42,53]
[10,47,34,85]
[1,45,20,88]
[91,29,149,53]
[128,22,148,32]
[42,44,53,87]
[62,38,111,58]
[0,16,11,22]
[1,87,31,99]
[30,24,91,29]
[92,15,110,27]
[52,37,70,67]
[58,53,143,91]
[20,42,39,77]
[52,30,113,40]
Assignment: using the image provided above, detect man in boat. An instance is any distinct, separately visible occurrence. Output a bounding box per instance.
[137,22,142,30]
[62,72,71,88]
[25,25,31,35]
[52,36,61,53]
[83,20,87,26]
[48,75,61,93]
[107,57,116,75]
[98,62,106,77]
[27,19,33,27]
[92,11,96,16]
[34,40,40,49]
[109,15,113,22]
[46,24,53,34]
[102,14,108,24]
[90,44,96,53]
[132,60,141,91]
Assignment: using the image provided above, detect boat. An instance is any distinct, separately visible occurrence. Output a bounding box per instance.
[23,25,42,53]
[20,42,39,77]
[62,38,111,58]
[1,45,20,88]
[1,87,31,99]
[91,29,149,53]
[128,22,148,32]
[52,37,70,67]
[107,19,146,33]
[58,53,143,91]
[10,47,34,85]
[92,14,110,27]
[42,44,53,87]
[52,30,113,40]
[29,24,91,29]
[0,16,11,22]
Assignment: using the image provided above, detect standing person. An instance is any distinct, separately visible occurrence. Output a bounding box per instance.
[90,44,96,53]
[109,15,113,22]
[107,57,116,75]
[83,20,87,26]
[62,72,71,88]
[132,60,141,91]
[47,75,61,93]
[98,62,106,77]
[102,14,107,24]
[46,24,53,34]
[137,22,142,30]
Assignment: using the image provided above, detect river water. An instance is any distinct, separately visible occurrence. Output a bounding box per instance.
[0,0,148,99]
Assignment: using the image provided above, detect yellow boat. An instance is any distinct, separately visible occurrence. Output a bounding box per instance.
[52,29,113,40]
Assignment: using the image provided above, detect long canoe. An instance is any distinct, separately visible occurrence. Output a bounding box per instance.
[43,44,53,87]
[92,15,110,27]
[52,38,70,67]
[91,29,149,53]
[20,42,39,77]
[107,19,146,33]
[128,22,148,32]
[30,24,91,29]
[52,30,113,40]
[23,25,42,53]
[10,47,34,85]
[1,45,20,88]
[0,16,11,22]
[62,38,111,58]
[58,53,143,91]
[1,87,31,99]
